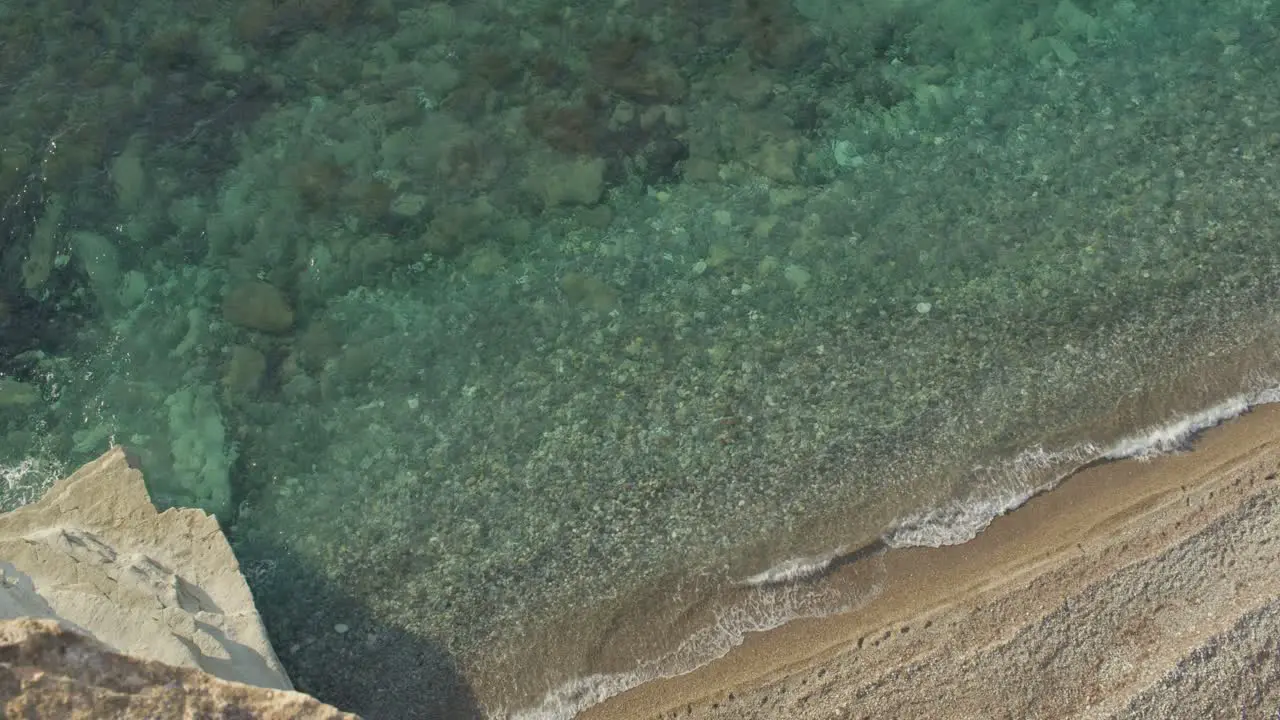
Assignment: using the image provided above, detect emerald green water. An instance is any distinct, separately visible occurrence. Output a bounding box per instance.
[1,0,1279,717]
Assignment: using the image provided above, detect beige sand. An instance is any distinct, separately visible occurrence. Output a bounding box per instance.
[582,403,1280,719]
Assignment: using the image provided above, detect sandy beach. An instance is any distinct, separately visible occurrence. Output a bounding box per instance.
[581,402,1280,719]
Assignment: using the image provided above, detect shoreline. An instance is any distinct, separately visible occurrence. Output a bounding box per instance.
[578,401,1280,719]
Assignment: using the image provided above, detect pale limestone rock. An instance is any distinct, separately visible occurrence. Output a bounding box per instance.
[0,447,286,691]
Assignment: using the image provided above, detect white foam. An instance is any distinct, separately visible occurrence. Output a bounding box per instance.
[1103,387,1280,460]
[883,486,1037,549]
[884,443,1098,548]
[735,546,848,587]
[0,456,61,510]
[499,575,879,719]
[886,385,1280,550]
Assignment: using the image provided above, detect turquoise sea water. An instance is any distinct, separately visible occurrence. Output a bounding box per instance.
[2,0,1280,717]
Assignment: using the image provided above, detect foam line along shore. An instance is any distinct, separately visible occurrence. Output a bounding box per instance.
[578,398,1280,719]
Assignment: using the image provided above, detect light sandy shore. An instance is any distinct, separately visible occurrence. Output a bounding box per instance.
[581,402,1280,720]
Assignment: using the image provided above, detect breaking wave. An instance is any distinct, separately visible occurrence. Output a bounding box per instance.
[887,385,1280,550]
[501,383,1280,719]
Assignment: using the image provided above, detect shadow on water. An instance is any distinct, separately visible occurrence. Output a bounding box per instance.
[235,535,484,720]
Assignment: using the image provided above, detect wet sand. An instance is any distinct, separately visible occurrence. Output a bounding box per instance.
[581,402,1280,719]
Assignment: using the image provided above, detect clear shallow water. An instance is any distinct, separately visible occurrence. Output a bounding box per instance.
[1,0,1279,717]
